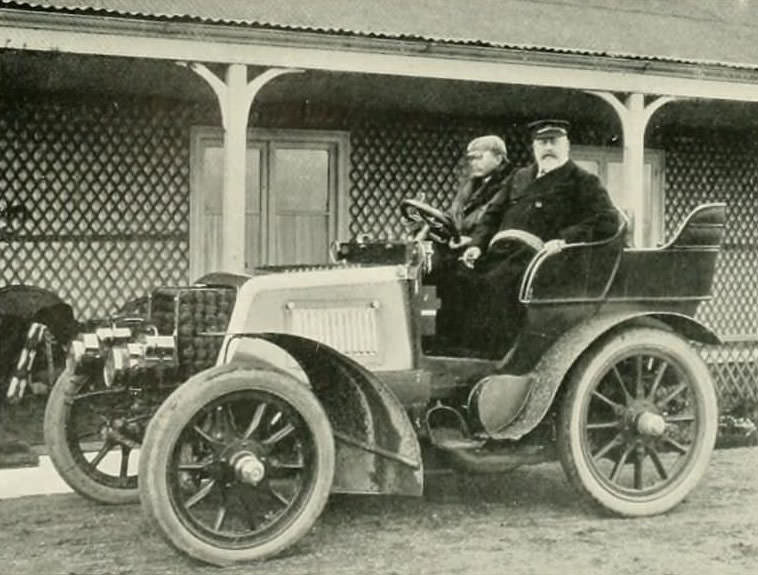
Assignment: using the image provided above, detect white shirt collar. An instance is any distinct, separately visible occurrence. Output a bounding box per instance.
[537,157,569,177]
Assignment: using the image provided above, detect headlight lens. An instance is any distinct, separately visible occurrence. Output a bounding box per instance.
[102,345,130,388]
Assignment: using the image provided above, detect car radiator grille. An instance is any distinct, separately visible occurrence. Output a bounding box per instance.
[287,304,380,358]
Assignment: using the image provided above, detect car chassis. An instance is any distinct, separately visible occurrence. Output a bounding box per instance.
[44,198,726,565]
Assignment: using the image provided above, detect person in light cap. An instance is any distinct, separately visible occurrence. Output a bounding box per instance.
[450,119,620,358]
[430,134,512,351]
[447,134,511,246]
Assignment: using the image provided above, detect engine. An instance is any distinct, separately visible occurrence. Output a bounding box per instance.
[70,285,237,387]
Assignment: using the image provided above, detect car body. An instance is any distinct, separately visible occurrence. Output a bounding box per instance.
[45,200,726,565]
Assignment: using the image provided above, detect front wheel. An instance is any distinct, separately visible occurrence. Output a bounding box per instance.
[558,326,718,517]
[139,366,335,566]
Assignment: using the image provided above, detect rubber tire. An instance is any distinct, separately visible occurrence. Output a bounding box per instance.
[43,367,140,504]
[138,365,335,566]
[557,326,718,517]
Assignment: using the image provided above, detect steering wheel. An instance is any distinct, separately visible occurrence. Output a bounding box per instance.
[400,199,458,244]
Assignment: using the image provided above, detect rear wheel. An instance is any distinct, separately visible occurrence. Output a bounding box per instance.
[558,327,717,516]
[139,366,335,566]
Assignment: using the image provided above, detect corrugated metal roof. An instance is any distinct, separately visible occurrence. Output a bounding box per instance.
[3,0,758,71]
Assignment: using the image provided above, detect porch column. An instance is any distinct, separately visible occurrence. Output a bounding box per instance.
[587,91,676,246]
[182,63,302,272]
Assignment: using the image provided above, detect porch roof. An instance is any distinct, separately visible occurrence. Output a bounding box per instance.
[3,0,758,71]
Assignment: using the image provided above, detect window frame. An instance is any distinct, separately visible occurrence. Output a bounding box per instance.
[571,145,665,245]
[190,127,350,277]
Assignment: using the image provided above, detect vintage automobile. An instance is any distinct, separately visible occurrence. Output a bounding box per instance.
[44,199,726,565]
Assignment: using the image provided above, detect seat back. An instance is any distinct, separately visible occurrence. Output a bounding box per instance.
[520,216,627,303]
[606,203,726,302]
[521,203,726,305]
[664,203,726,249]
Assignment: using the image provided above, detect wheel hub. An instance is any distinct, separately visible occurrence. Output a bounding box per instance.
[635,412,666,437]
[231,451,266,485]
[621,400,667,439]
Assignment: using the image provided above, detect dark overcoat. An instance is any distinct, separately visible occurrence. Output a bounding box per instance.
[430,161,512,349]
[470,159,619,250]
[450,160,620,358]
[449,161,512,237]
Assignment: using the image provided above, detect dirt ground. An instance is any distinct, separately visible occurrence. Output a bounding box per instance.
[1,446,756,575]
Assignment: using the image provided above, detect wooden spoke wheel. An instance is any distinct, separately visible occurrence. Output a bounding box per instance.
[558,327,718,516]
[139,366,334,566]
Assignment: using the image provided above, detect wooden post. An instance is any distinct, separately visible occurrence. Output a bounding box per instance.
[624,93,646,246]
[221,64,249,272]
[180,63,302,273]
[587,91,677,246]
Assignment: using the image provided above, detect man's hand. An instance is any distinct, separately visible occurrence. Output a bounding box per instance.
[449,235,471,249]
[459,246,481,268]
[543,239,566,255]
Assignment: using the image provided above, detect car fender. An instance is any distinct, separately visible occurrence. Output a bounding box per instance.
[494,311,720,441]
[221,332,424,496]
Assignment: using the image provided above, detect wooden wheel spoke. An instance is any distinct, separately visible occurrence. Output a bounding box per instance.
[192,424,222,446]
[646,445,669,480]
[657,382,688,409]
[178,456,214,472]
[666,413,696,423]
[262,423,295,447]
[213,406,235,436]
[592,433,622,460]
[268,481,294,507]
[661,435,689,455]
[243,403,267,439]
[185,479,216,509]
[609,444,634,482]
[268,457,305,471]
[586,420,620,430]
[119,446,131,479]
[611,366,633,401]
[633,452,644,490]
[213,504,228,532]
[225,406,240,435]
[647,361,669,401]
[635,356,645,399]
[88,440,114,468]
[592,390,622,410]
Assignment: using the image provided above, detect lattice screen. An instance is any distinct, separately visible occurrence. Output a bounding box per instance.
[0,97,211,319]
[1,93,756,408]
[662,130,758,409]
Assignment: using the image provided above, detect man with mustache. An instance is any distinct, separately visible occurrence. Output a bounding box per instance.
[452,119,620,358]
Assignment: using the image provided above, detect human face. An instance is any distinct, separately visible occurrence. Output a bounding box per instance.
[467,149,503,178]
[532,135,570,172]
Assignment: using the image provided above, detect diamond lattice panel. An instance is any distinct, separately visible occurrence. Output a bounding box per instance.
[0,97,198,319]
[662,129,758,407]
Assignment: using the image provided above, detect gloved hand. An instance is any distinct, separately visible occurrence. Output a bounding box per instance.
[543,239,566,255]
[459,246,481,269]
